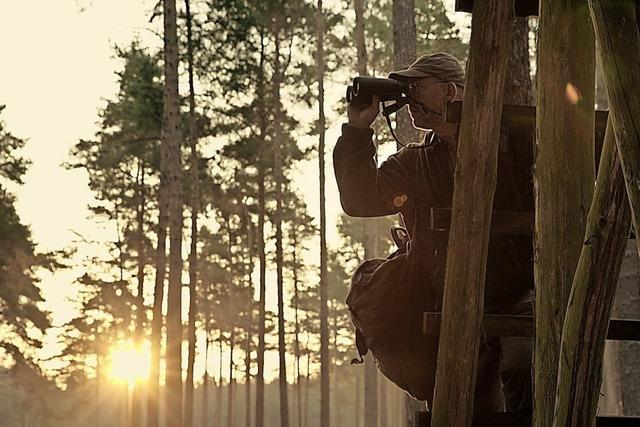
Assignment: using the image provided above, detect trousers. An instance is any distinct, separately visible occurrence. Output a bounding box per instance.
[474,296,533,413]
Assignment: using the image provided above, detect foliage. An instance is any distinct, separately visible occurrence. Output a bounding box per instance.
[0,106,51,371]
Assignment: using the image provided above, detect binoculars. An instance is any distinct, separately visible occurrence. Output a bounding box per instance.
[346,77,409,106]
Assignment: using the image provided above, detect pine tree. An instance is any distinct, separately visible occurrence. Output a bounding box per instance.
[162,1,185,425]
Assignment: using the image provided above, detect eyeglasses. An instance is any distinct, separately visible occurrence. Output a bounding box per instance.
[407,79,446,92]
[408,82,428,92]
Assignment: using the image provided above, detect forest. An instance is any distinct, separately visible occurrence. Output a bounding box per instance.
[2,0,640,427]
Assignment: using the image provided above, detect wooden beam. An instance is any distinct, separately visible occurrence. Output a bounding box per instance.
[554,119,632,426]
[429,1,513,425]
[445,101,607,136]
[534,1,596,424]
[431,208,533,235]
[590,0,640,260]
[423,313,640,341]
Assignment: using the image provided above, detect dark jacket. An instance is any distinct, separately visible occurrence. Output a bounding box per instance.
[333,124,534,313]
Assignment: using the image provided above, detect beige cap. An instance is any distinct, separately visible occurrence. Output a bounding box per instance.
[389,52,465,86]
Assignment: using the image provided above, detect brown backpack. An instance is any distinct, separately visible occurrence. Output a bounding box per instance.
[345,153,443,402]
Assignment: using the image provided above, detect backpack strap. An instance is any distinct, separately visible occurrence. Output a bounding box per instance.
[351,329,368,365]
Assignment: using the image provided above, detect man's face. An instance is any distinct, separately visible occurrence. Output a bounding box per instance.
[405,77,452,130]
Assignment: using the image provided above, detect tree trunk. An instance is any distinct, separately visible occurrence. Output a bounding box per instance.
[202,325,211,427]
[364,353,378,427]
[355,369,361,427]
[148,37,170,427]
[304,354,311,427]
[316,1,330,427]
[185,1,199,426]
[378,375,388,427]
[504,17,533,106]
[244,208,254,427]
[430,2,513,425]
[589,0,640,259]
[553,118,631,426]
[163,1,184,426]
[132,158,146,427]
[272,11,290,427]
[292,226,303,427]
[535,2,596,424]
[254,31,268,427]
[354,0,367,76]
[392,0,417,145]
[228,330,236,427]
[218,336,224,427]
[391,2,424,419]
[354,1,378,426]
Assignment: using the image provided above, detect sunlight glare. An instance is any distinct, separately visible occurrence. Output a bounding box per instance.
[108,340,150,383]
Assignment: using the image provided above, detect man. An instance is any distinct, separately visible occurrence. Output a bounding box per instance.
[334,52,533,413]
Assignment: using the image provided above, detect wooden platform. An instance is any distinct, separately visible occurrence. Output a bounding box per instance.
[415,412,640,427]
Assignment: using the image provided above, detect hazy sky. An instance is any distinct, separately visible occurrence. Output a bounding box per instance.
[0,0,467,382]
[0,0,348,381]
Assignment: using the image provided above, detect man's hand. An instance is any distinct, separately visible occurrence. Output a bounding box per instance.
[347,95,380,129]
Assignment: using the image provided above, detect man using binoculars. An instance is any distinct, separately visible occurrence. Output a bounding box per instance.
[334,52,534,413]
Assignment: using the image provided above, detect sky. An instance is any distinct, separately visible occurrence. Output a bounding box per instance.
[0,0,468,383]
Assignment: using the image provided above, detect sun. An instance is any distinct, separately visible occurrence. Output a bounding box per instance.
[108,340,151,383]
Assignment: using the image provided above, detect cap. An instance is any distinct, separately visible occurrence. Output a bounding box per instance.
[388,52,465,86]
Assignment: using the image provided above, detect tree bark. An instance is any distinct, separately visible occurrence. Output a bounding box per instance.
[393,0,417,145]
[162,1,184,425]
[244,208,254,427]
[218,336,224,426]
[354,2,378,426]
[202,318,211,427]
[317,1,330,427]
[535,2,596,425]
[553,118,631,426]
[292,226,303,427]
[254,31,268,427]
[391,2,425,422]
[228,330,236,427]
[272,10,290,427]
[148,18,171,427]
[354,0,367,76]
[589,0,640,259]
[185,1,199,425]
[430,1,513,426]
[378,374,388,427]
[131,158,146,427]
[504,17,533,106]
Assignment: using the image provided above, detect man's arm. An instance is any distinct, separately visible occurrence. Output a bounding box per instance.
[333,124,414,217]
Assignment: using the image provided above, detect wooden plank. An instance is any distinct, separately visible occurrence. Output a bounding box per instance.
[422,313,640,341]
[534,2,596,425]
[428,2,514,425]
[444,101,608,163]
[431,208,533,235]
[455,0,539,17]
[415,412,640,427]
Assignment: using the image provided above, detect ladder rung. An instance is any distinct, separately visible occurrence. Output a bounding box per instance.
[423,313,640,341]
[430,208,534,235]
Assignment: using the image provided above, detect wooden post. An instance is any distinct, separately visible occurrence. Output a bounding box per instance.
[534,1,595,425]
[553,119,631,427]
[429,1,513,426]
[589,0,640,259]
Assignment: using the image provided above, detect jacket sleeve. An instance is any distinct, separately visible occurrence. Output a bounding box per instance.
[333,124,414,217]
